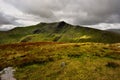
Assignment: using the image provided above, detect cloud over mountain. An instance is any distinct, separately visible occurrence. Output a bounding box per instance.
[5,0,120,25]
[0,0,120,30]
[0,12,15,25]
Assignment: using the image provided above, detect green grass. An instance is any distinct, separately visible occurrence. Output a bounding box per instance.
[0,22,120,44]
[0,42,120,80]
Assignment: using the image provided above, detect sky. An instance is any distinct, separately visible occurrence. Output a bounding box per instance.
[0,0,120,31]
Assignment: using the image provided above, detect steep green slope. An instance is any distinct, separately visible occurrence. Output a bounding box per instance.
[0,21,120,44]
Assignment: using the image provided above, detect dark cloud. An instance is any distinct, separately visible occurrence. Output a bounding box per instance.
[0,12,18,25]
[0,12,12,25]
[4,0,120,25]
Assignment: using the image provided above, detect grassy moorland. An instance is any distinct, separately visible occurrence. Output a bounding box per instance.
[0,42,120,80]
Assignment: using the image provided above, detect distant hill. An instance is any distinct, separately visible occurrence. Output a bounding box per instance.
[107,29,120,34]
[0,21,120,44]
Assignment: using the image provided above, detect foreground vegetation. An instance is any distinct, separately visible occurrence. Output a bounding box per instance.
[0,42,120,80]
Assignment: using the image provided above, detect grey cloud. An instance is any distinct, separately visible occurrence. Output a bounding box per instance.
[0,12,18,25]
[5,0,120,25]
[0,12,12,25]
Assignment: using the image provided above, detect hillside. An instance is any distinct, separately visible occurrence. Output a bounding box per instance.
[0,21,120,44]
[107,29,120,34]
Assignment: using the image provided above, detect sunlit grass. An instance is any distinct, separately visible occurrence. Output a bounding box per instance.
[0,42,120,80]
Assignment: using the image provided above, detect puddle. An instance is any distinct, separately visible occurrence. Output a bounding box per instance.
[0,67,16,80]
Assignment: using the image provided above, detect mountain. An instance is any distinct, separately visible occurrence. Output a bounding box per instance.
[0,21,120,44]
[107,29,120,34]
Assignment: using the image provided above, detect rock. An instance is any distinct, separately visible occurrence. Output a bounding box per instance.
[61,62,66,67]
[0,71,3,74]
[0,67,16,80]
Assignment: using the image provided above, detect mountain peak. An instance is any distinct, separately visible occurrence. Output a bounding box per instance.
[59,21,66,24]
[57,21,66,28]
[39,21,68,25]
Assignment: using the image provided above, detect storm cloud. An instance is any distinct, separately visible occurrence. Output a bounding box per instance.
[5,0,120,25]
[0,12,15,25]
[0,0,120,30]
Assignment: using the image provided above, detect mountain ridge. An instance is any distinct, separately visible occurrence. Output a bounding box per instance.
[0,21,120,44]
